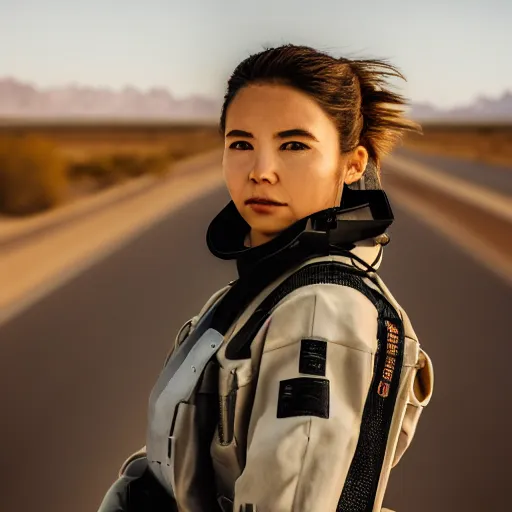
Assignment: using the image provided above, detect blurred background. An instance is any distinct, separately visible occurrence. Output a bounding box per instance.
[0,1,510,511]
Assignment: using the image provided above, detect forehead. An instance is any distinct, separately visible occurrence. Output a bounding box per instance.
[225,83,333,131]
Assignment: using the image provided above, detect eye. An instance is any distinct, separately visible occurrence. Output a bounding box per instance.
[280,141,309,151]
[228,141,253,150]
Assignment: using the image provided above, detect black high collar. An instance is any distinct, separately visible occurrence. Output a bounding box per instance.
[206,184,394,280]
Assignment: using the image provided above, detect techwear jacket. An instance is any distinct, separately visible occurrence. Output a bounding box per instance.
[98,182,434,512]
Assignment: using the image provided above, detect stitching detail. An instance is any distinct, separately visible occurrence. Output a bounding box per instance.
[311,292,317,338]
[262,337,373,355]
[291,418,312,510]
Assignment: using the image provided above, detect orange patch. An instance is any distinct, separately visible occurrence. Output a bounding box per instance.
[377,320,400,398]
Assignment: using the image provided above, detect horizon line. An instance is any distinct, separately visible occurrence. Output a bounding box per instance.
[1,75,511,112]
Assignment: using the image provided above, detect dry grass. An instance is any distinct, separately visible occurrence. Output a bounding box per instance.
[0,121,223,216]
[403,121,512,168]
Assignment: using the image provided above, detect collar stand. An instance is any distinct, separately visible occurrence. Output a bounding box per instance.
[206,184,394,277]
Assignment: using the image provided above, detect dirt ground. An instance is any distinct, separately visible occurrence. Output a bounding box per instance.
[0,120,223,161]
[403,122,512,168]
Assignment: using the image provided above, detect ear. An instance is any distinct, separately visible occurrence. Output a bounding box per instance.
[344,146,369,185]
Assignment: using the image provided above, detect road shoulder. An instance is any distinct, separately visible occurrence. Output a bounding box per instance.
[0,151,224,326]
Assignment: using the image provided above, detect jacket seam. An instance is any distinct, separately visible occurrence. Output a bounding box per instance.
[311,292,317,338]
[261,338,373,355]
[291,418,312,510]
[261,290,374,355]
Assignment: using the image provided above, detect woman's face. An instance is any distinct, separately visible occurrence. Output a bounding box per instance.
[222,83,367,247]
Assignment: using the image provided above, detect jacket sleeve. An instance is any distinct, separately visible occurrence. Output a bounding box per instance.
[233,283,382,512]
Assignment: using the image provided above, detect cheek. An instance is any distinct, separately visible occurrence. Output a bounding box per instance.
[222,157,246,204]
[284,153,341,216]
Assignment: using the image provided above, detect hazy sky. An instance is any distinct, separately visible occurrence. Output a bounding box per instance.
[1,0,509,108]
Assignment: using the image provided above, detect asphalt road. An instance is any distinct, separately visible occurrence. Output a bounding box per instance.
[393,147,512,196]
[0,172,510,512]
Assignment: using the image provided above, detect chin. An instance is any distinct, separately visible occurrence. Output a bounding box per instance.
[249,218,294,236]
[239,205,296,234]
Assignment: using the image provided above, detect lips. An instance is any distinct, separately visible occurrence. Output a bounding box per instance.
[245,197,287,206]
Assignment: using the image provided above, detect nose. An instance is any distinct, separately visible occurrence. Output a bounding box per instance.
[248,152,278,185]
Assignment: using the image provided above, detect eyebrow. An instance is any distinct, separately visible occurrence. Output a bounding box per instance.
[225,128,319,142]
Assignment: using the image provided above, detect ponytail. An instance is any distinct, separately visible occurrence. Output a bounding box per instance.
[348,59,422,170]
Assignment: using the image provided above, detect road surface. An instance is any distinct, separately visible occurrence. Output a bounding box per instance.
[394,147,512,196]
[0,154,510,512]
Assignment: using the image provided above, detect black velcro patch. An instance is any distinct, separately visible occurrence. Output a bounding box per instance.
[277,377,329,419]
[299,338,327,376]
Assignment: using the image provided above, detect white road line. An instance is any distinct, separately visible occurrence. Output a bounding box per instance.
[387,185,512,287]
[385,154,512,223]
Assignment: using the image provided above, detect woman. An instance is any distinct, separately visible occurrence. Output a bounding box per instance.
[98,44,434,512]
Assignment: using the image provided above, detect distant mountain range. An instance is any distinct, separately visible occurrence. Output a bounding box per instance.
[1,77,511,121]
[409,92,512,121]
[0,77,222,120]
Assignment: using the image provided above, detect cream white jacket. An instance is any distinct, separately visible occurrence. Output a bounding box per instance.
[116,240,434,512]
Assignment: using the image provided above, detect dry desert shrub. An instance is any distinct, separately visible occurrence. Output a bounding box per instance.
[0,126,222,217]
[68,151,173,189]
[0,134,68,216]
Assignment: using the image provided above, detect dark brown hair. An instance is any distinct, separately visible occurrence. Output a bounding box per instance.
[219,44,422,170]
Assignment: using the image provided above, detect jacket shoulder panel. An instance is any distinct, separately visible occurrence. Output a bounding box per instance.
[225,262,383,360]
[262,283,379,355]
